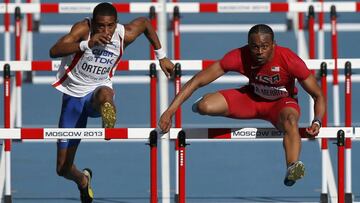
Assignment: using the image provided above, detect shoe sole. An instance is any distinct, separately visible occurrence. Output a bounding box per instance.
[287,162,305,181]
[101,102,116,128]
[83,169,94,199]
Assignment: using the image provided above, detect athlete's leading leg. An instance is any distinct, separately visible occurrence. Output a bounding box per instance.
[195,92,230,116]
[276,107,301,165]
[276,107,305,186]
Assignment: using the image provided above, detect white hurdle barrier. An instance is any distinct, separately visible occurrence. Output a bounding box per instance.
[3,22,360,34]
[1,2,360,14]
[0,128,160,203]
[169,127,355,203]
[169,127,354,140]
[2,58,360,72]
[0,128,156,140]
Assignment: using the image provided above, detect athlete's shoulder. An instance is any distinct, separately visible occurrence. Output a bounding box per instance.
[72,18,90,30]
[276,45,301,59]
[275,45,302,62]
[69,18,91,40]
[224,45,248,59]
[275,45,295,54]
[115,23,125,36]
[116,23,125,30]
[220,45,248,72]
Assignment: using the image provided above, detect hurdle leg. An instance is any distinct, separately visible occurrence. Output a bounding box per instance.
[4,140,12,203]
[4,63,12,203]
[337,130,345,203]
[345,62,353,203]
[320,138,328,203]
[345,143,352,203]
[175,139,179,203]
[177,131,186,203]
[149,130,158,203]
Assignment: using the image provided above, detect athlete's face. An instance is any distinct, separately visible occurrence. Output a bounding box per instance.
[92,15,117,37]
[248,33,275,66]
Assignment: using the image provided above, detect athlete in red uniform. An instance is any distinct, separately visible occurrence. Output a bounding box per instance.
[159,24,326,186]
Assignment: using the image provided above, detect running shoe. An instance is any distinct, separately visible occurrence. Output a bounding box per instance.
[78,168,94,203]
[101,102,116,128]
[191,97,203,113]
[283,161,305,187]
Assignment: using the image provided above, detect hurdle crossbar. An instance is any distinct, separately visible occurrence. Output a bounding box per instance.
[0,128,156,140]
[169,127,354,140]
[1,2,360,14]
[1,59,360,72]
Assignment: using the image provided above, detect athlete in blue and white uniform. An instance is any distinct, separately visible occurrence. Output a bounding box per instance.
[49,3,174,202]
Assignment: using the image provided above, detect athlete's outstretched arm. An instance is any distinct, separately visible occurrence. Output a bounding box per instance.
[300,74,326,136]
[158,61,226,133]
[124,17,161,48]
[124,17,174,77]
[49,20,89,58]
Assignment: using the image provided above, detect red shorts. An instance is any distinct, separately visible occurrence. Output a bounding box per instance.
[219,86,300,126]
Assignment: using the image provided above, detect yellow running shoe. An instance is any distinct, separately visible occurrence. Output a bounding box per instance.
[79,168,94,203]
[101,102,116,128]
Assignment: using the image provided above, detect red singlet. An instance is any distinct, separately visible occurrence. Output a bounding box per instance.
[219,45,311,126]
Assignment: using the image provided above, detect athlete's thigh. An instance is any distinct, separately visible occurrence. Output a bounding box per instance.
[84,91,101,118]
[59,94,87,128]
[268,97,300,128]
[200,92,229,115]
[219,87,259,119]
[57,94,86,149]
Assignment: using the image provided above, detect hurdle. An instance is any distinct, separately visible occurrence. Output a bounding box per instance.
[169,127,354,203]
[2,60,360,203]
[1,58,160,202]
[344,61,353,202]
[168,1,360,200]
[0,128,159,202]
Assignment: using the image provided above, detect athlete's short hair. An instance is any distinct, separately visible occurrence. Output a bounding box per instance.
[93,2,117,20]
[248,24,274,42]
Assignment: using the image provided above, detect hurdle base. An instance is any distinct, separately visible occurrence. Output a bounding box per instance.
[320,193,328,203]
[345,193,353,203]
[174,194,179,203]
[4,195,12,203]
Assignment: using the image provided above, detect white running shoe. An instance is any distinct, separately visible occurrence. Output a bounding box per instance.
[284,161,305,187]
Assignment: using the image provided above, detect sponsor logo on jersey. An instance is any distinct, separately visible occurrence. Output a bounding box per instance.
[256,74,280,84]
[252,83,289,100]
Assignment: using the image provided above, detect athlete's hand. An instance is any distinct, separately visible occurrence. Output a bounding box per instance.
[158,110,173,133]
[306,123,320,138]
[159,58,174,78]
[88,33,112,48]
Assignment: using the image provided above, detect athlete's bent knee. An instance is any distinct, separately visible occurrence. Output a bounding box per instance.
[56,164,71,177]
[197,99,212,115]
[281,113,299,133]
[286,113,298,126]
